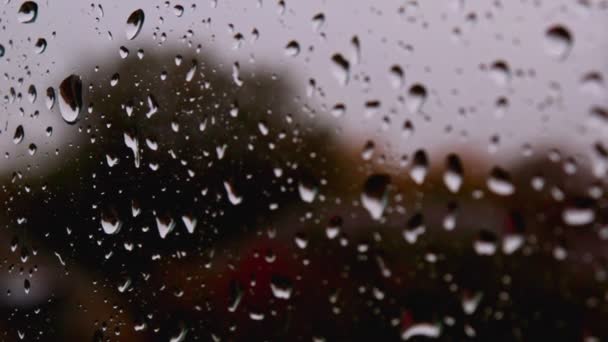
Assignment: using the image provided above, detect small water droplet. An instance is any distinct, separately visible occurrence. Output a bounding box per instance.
[487,167,514,196]
[101,208,122,235]
[224,181,243,205]
[34,38,47,54]
[389,65,404,88]
[270,275,293,300]
[45,87,55,110]
[331,54,350,86]
[326,216,342,239]
[562,198,595,226]
[407,84,427,113]
[156,215,176,239]
[410,149,429,185]
[126,9,145,40]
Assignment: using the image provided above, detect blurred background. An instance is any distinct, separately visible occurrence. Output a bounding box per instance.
[0,0,607,341]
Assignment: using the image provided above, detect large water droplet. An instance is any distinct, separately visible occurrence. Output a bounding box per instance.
[331,54,350,86]
[487,167,514,196]
[58,75,83,124]
[126,9,145,40]
[17,1,38,23]
[544,25,572,59]
[410,149,429,185]
[443,154,463,193]
[284,40,300,57]
[361,174,390,220]
[13,125,24,145]
[407,84,427,113]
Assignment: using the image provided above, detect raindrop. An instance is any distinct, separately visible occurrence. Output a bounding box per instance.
[123,131,141,168]
[443,154,463,192]
[34,38,47,54]
[407,84,427,113]
[145,94,159,118]
[489,60,510,86]
[326,216,342,239]
[331,54,350,86]
[185,59,197,82]
[403,212,426,244]
[13,125,24,145]
[173,5,184,17]
[389,65,404,88]
[101,208,122,235]
[27,85,36,104]
[228,279,243,312]
[401,322,441,341]
[110,73,120,86]
[361,174,390,220]
[562,198,595,226]
[58,74,83,124]
[126,9,145,40]
[544,24,572,59]
[45,87,55,110]
[224,181,243,205]
[285,40,300,57]
[0,45,4,58]
[182,215,197,234]
[361,140,375,160]
[298,176,318,203]
[311,13,325,32]
[156,215,176,239]
[270,275,293,300]
[410,149,429,185]
[17,1,38,23]
[473,230,497,256]
[487,167,514,196]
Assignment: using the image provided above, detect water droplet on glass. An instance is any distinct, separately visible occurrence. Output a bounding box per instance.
[156,215,176,239]
[173,5,184,17]
[125,9,145,40]
[45,87,55,110]
[270,275,293,300]
[562,199,595,226]
[101,208,122,235]
[473,230,497,255]
[224,181,243,205]
[311,13,325,32]
[185,59,197,82]
[331,54,350,86]
[326,216,342,239]
[298,176,318,203]
[181,214,197,233]
[285,40,300,57]
[443,154,463,193]
[410,149,429,185]
[489,60,510,86]
[361,174,390,220]
[27,85,36,104]
[17,1,38,23]
[13,125,24,145]
[58,74,83,124]
[407,84,427,113]
[389,65,404,88]
[403,212,425,244]
[34,38,47,54]
[487,167,514,196]
[544,24,572,59]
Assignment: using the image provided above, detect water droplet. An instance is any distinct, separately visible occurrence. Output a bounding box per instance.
[285,40,300,57]
[403,212,425,244]
[489,60,510,86]
[45,87,55,110]
[444,154,463,193]
[224,181,243,205]
[331,54,350,86]
[545,25,572,59]
[410,149,429,185]
[580,71,604,96]
[298,176,318,203]
[228,279,243,312]
[562,199,595,226]
[181,214,197,233]
[13,125,24,145]
[145,94,159,118]
[473,230,497,255]
[27,84,36,104]
[361,174,390,220]
[173,5,184,17]
[487,167,514,196]
[0,45,5,58]
[123,131,141,168]
[389,65,404,88]
[311,13,325,32]
[17,1,38,23]
[58,74,83,124]
[361,140,375,160]
[401,321,441,340]
[461,291,483,315]
[407,84,427,113]
[270,275,293,300]
[156,215,176,239]
[126,9,145,40]
[110,73,120,86]
[34,38,47,54]
[185,59,197,82]
[326,216,342,239]
[101,208,122,235]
